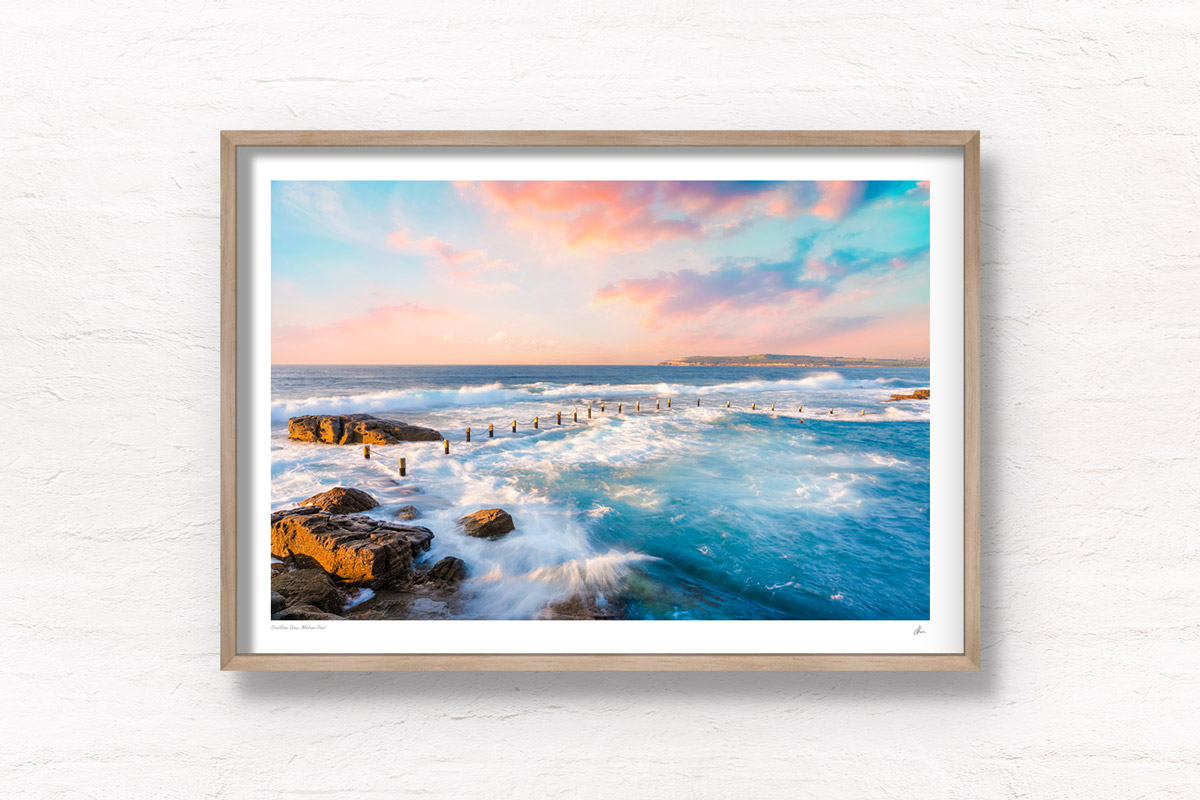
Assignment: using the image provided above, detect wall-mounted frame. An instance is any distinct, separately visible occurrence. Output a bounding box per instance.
[221,130,979,671]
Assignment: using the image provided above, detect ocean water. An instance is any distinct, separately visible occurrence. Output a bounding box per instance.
[271,365,931,621]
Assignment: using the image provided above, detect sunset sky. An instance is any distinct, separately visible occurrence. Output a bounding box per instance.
[271,179,930,364]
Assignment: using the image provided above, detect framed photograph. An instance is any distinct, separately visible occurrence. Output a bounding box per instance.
[221,131,979,671]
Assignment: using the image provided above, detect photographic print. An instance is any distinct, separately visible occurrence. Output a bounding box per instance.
[269,177,933,624]
[221,131,978,669]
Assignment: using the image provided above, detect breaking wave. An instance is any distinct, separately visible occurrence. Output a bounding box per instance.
[271,372,921,422]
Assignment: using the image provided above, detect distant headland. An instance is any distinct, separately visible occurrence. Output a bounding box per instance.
[658,354,930,368]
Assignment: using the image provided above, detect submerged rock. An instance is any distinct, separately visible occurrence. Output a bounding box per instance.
[270,569,345,614]
[394,504,420,521]
[272,604,345,621]
[288,413,442,445]
[301,486,378,515]
[537,593,619,620]
[411,597,448,615]
[458,508,515,539]
[271,510,434,587]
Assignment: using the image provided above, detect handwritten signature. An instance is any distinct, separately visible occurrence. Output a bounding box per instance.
[913,625,927,636]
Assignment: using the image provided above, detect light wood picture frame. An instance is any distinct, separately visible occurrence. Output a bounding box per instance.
[221,130,980,671]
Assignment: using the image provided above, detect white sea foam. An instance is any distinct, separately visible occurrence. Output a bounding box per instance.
[272,382,527,422]
[269,369,930,619]
[462,549,658,619]
[271,373,927,422]
[476,550,658,593]
[793,471,867,510]
[344,587,375,610]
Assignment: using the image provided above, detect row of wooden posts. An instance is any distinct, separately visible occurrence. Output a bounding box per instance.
[361,397,869,468]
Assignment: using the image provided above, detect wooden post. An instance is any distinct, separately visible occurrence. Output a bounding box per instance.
[752,402,756,410]
[636,401,640,412]
[588,405,592,418]
[363,445,371,459]
[574,409,578,422]
[618,403,622,414]
[771,404,775,411]
[697,398,701,407]
[799,406,803,413]
[668,398,671,408]
[557,411,562,425]
[466,427,471,442]
[444,439,450,454]
[489,423,494,437]
[601,403,605,412]
[398,457,406,476]
[534,416,539,429]
[726,401,730,408]
[656,399,660,410]
[512,419,517,432]
[830,408,834,414]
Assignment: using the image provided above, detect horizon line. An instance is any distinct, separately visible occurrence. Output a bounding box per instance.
[270,360,932,367]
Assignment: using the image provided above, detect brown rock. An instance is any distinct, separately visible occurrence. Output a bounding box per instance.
[884,389,931,402]
[288,413,442,445]
[271,506,322,525]
[270,569,345,614]
[301,486,378,515]
[458,508,515,539]
[272,604,345,621]
[395,504,420,521]
[271,511,434,587]
[270,591,287,613]
[417,556,468,586]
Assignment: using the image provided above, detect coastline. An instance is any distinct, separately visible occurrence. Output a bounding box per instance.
[270,365,933,622]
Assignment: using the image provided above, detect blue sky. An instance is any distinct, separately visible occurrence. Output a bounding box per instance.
[271,179,930,364]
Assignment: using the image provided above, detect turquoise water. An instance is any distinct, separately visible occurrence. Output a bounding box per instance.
[271,365,930,620]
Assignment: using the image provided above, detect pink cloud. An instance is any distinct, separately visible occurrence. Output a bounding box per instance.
[311,303,453,338]
[461,180,878,254]
[387,226,518,292]
[594,243,927,330]
[422,237,485,265]
[462,181,703,253]
[594,264,829,327]
[810,181,867,220]
[388,228,486,265]
[446,258,519,293]
[907,180,931,205]
[659,182,793,218]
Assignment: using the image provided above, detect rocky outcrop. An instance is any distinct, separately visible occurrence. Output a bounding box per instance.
[273,604,345,621]
[271,569,345,614]
[416,556,468,587]
[270,591,287,613]
[884,389,931,402]
[301,486,378,515]
[288,414,442,445]
[394,504,420,521]
[458,508,515,539]
[345,556,469,620]
[271,507,434,587]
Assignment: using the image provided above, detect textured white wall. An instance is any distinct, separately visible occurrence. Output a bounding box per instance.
[3,2,1198,797]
